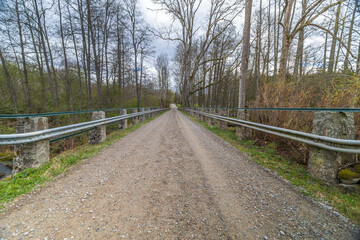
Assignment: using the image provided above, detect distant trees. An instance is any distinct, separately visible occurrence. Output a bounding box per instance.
[153,0,243,107]
[156,54,170,108]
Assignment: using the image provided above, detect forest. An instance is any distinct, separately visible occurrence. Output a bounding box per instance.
[0,0,359,113]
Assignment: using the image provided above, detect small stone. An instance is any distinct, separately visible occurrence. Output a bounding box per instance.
[280,231,285,235]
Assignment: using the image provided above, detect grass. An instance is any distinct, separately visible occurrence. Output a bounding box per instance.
[183,112,360,226]
[0,112,164,210]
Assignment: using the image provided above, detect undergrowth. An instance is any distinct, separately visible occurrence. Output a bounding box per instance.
[184,112,360,226]
[0,113,164,210]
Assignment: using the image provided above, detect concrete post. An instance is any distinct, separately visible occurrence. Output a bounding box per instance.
[308,112,355,184]
[89,111,106,144]
[13,117,50,175]
[217,109,227,130]
[132,109,139,125]
[139,108,145,122]
[118,109,127,130]
[236,109,250,139]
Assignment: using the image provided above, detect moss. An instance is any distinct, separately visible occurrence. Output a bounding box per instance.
[338,169,360,180]
[354,164,360,174]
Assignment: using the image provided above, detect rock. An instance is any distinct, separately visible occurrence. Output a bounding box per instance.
[338,169,360,184]
[308,112,355,184]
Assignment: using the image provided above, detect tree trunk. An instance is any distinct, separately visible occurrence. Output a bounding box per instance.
[294,0,306,82]
[238,0,253,108]
[58,0,71,111]
[87,0,102,108]
[0,49,18,112]
[343,0,357,71]
[67,2,82,100]
[328,2,341,73]
[278,0,294,82]
[33,0,56,109]
[16,0,31,112]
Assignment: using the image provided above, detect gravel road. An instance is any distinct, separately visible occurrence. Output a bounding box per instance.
[0,107,359,239]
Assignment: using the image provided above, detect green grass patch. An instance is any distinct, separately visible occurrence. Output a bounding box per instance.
[183,112,360,226]
[0,112,165,210]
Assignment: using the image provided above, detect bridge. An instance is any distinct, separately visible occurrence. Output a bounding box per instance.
[0,105,359,239]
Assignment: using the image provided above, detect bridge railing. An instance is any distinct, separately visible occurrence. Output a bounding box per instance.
[181,107,358,184]
[0,109,163,145]
[0,107,167,175]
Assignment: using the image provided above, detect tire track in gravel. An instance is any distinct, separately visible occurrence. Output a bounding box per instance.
[0,107,359,240]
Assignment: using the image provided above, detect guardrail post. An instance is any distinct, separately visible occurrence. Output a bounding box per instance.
[308,112,355,184]
[217,109,227,130]
[13,117,50,175]
[139,108,145,122]
[89,111,106,144]
[236,110,250,139]
[118,109,127,130]
[132,109,139,125]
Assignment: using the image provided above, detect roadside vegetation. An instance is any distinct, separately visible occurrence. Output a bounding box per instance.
[0,113,163,210]
[184,112,360,226]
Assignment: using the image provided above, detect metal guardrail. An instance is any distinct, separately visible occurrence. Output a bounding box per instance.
[182,108,360,154]
[0,109,165,145]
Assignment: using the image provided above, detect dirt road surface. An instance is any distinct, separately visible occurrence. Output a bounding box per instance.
[1,107,359,239]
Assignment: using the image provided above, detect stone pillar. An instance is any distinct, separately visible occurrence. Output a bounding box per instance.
[209,109,216,126]
[13,117,50,175]
[89,111,106,144]
[118,109,127,130]
[236,109,250,139]
[139,108,145,122]
[308,112,355,184]
[200,108,206,122]
[217,109,227,130]
[195,108,200,119]
[132,109,139,125]
[146,107,150,119]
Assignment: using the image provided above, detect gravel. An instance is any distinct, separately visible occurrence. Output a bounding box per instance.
[0,107,359,239]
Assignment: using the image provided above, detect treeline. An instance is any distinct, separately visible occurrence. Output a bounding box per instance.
[0,0,172,114]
